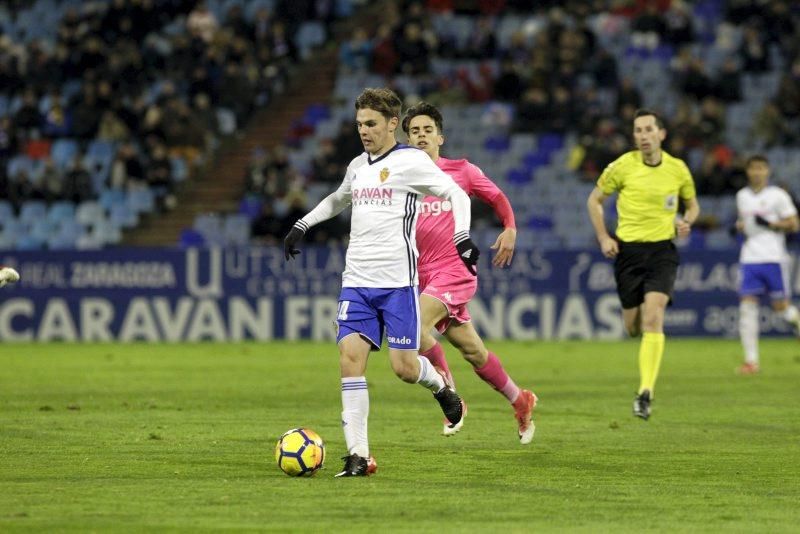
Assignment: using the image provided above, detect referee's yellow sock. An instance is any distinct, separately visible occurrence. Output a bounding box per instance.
[638,332,665,396]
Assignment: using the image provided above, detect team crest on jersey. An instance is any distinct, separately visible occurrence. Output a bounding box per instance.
[380,167,390,183]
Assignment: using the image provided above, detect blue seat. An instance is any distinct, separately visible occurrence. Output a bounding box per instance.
[127,188,155,214]
[223,214,251,246]
[15,233,45,250]
[75,201,105,226]
[484,136,510,153]
[193,214,223,245]
[507,168,532,185]
[51,139,80,169]
[99,189,127,211]
[171,157,188,182]
[86,140,115,166]
[522,151,550,172]
[19,200,47,224]
[109,203,138,229]
[239,197,263,220]
[7,155,34,178]
[48,233,78,249]
[0,200,14,223]
[47,201,76,224]
[179,228,206,248]
[527,216,554,230]
[537,133,564,153]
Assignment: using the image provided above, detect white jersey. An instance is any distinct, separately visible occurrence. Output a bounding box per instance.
[737,185,797,264]
[299,144,471,287]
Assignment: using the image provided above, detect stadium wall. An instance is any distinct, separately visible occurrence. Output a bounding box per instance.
[0,247,795,342]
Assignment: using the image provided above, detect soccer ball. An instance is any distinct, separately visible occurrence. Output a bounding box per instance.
[275,428,325,476]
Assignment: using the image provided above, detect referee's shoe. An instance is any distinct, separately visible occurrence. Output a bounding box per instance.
[633,390,651,420]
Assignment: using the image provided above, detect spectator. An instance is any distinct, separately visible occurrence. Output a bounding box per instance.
[394,22,431,75]
[715,57,743,102]
[740,24,770,73]
[493,59,524,102]
[97,110,130,143]
[514,87,551,133]
[110,142,145,190]
[340,28,373,72]
[371,23,399,76]
[14,89,42,134]
[250,201,284,244]
[63,155,94,203]
[187,1,219,44]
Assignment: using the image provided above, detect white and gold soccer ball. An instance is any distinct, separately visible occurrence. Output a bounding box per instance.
[275,428,325,477]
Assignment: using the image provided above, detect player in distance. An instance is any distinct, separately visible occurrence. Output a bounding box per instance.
[734,154,800,375]
[402,102,537,444]
[283,88,479,477]
[587,109,700,420]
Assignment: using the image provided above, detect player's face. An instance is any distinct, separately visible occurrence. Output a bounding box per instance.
[746,161,770,189]
[356,108,398,156]
[633,115,666,156]
[406,114,443,159]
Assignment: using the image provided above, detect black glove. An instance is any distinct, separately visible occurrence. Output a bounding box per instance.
[754,215,772,229]
[284,221,307,260]
[454,233,480,275]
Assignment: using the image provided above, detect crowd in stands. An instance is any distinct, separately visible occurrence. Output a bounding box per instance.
[241,0,800,249]
[1,0,349,249]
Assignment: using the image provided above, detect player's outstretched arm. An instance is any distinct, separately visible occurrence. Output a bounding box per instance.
[0,266,20,288]
[283,189,350,261]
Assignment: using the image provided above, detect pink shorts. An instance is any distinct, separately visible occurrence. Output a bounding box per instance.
[419,269,478,333]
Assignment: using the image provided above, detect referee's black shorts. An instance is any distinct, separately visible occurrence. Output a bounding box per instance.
[614,240,679,309]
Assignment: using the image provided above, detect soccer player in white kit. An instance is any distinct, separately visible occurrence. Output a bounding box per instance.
[735,155,800,375]
[283,88,480,476]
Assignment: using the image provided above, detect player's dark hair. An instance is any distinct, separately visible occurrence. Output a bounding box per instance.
[746,154,769,167]
[401,101,444,135]
[633,108,666,129]
[354,88,402,122]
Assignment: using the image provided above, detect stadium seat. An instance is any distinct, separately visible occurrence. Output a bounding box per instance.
[75,201,106,226]
[193,214,223,245]
[110,203,139,229]
[51,139,80,170]
[238,197,263,220]
[47,201,76,225]
[223,214,251,246]
[19,201,48,224]
[127,188,156,214]
[179,227,206,248]
[0,200,14,223]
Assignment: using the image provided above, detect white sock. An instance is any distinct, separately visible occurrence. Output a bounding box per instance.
[739,301,759,365]
[782,304,799,325]
[416,356,446,393]
[341,377,369,458]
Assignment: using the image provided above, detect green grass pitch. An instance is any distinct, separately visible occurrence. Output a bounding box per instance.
[1,339,799,532]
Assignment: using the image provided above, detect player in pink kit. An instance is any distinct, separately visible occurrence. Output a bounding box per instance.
[402,102,537,444]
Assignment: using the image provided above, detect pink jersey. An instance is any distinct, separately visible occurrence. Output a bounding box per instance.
[416,157,513,276]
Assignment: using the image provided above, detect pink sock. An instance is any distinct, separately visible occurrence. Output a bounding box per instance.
[420,342,454,387]
[475,352,520,403]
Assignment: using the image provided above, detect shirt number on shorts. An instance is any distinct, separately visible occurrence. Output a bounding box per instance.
[337,301,350,321]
